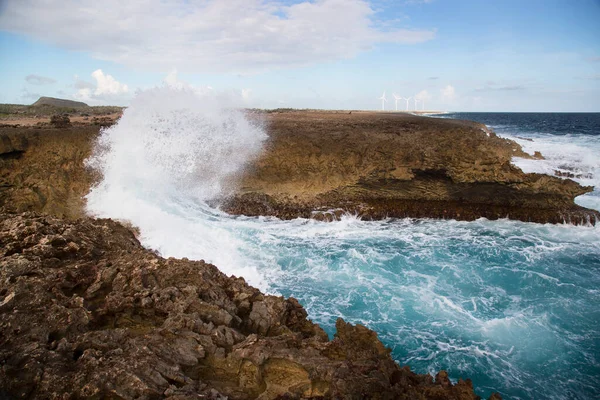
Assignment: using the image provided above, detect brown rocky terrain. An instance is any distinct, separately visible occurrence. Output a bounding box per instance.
[223,111,598,225]
[0,212,499,399]
[0,108,597,399]
[1,110,596,225]
[0,126,98,219]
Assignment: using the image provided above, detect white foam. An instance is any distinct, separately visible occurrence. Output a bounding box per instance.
[497,132,600,212]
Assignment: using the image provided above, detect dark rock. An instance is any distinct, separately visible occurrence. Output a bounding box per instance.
[91,116,115,127]
[50,114,71,128]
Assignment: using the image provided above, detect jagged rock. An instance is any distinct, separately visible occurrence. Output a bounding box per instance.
[0,212,501,399]
[50,114,71,128]
[0,127,97,218]
[0,134,27,161]
[91,116,115,126]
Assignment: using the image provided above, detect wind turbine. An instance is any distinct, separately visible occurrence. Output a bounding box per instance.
[393,93,402,111]
[402,97,411,111]
[378,91,387,111]
[414,97,419,111]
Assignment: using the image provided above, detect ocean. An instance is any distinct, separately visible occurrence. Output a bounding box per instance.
[86,89,600,400]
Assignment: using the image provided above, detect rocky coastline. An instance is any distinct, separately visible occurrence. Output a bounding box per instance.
[0,109,597,399]
[223,111,597,225]
[0,212,497,399]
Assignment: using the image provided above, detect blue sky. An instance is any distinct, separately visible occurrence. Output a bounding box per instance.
[0,0,599,111]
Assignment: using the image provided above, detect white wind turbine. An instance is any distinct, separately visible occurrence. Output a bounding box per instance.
[393,93,402,111]
[402,97,412,111]
[378,91,387,111]
[414,97,419,111]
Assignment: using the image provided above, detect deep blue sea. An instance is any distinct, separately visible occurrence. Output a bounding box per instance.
[86,90,600,400]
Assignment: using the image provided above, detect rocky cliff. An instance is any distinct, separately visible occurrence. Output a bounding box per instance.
[223,111,597,225]
[0,212,498,399]
[0,127,97,219]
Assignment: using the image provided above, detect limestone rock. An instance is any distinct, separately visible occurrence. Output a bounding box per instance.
[222,111,598,225]
[0,212,501,399]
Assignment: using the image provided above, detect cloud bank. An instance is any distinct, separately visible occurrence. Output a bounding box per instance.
[0,0,435,73]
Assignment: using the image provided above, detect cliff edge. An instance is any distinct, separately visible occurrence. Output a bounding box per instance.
[223,111,597,225]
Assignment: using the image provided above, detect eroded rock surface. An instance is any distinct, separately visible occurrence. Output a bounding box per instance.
[1,112,597,225]
[0,127,97,219]
[0,212,498,399]
[0,110,594,398]
[223,111,598,225]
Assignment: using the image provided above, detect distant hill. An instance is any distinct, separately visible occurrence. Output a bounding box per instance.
[32,97,89,108]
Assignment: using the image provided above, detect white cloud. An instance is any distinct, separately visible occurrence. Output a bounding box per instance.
[0,0,436,73]
[73,69,129,104]
[74,88,93,102]
[440,85,456,102]
[91,69,129,96]
[414,90,432,109]
[415,90,432,101]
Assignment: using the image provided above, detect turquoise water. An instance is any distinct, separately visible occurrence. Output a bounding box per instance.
[86,91,600,399]
[244,216,600,399]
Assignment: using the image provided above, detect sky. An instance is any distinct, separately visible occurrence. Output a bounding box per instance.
[0,0,599,112]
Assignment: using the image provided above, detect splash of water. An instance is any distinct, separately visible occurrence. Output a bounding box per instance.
[502,133,600,211]
[86,86,268,285]
[87,86,266,203]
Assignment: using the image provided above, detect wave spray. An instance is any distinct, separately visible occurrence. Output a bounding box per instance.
[86,86,268,286]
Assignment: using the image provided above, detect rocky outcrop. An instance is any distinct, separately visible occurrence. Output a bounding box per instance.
[50,114,71,128]
[0,134,27,159]
[1,112,597,225]
[0,212,498,399]
[222,111,598,225]
[0,127,97,219]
